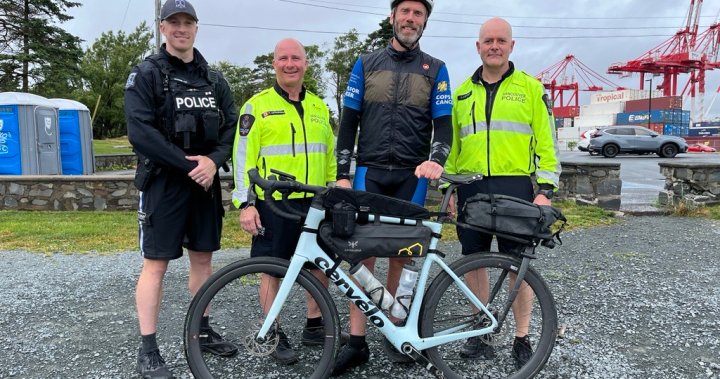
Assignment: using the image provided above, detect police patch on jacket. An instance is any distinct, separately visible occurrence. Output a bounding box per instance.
[542,94,552,116]
[174,91,217,110]
[262,110,285,118]
[239,114,254,136]
[125,72,137,89]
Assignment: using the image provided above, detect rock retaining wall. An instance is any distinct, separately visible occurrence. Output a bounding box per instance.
[658,162,720,207]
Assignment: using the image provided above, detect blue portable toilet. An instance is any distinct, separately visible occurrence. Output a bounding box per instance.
[0,92,62,175]
[50,98,95,175]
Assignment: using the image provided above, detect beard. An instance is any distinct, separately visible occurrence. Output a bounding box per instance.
[393,21,424,47]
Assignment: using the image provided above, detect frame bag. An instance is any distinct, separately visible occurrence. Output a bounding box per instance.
[462,193,566,247]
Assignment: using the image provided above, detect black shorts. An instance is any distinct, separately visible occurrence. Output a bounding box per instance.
[138,172,224,260]
[352,166,428,204]
[456,176,534,255]
[250,197,314,262]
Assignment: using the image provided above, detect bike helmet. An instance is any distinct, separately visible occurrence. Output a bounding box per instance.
[390,0,433,16]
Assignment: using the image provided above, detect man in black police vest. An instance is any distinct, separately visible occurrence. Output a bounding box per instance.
[124,1,238,378]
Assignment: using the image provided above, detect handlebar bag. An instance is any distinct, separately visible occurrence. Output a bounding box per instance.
[318,219,432,266]
[462,193,566,246]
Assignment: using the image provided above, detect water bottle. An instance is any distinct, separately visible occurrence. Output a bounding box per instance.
[391,262,419,319]
[350,263,394,311]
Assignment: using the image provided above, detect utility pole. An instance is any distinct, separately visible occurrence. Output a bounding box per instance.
[155,0,162,53]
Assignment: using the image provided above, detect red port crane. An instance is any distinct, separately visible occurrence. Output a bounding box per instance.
[536,54,624,117]
[607,0,720,122]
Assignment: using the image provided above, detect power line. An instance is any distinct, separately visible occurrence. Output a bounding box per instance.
[201,23,679,39]
[279,0,719,24]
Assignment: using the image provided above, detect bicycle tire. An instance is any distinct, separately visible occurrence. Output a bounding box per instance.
[420,253,557,379]
[184,257,340,379]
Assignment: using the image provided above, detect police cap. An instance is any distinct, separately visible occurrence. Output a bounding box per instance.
[161,0,198,22]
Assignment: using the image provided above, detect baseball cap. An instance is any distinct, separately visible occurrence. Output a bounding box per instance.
[160,0,198,22]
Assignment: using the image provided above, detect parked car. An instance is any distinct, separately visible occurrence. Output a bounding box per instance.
[588,125,688,158]
[577,128,599,155]
[687,143,717,153]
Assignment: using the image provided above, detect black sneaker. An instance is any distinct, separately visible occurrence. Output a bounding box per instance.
[270,328,299,365]
[459,336,496,359]
[301,325,350,346]
[381,336,413,363]
[331,343,370,376]
[459,311,497,359]
[512,335,533,369]
[199,328,239,357]
[136,348,175,379]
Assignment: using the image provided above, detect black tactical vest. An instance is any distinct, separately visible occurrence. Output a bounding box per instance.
[146,55,223,153]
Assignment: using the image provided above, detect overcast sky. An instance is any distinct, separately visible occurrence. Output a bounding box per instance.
[63,0,720,117]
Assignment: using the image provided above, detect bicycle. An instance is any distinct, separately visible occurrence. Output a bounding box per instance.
[184,168,560,378]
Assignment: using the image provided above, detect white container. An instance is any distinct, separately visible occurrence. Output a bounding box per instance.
[573,114,617,128]
[580,102,626,116]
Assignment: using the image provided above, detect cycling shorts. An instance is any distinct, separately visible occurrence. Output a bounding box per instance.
[352,166,428,205]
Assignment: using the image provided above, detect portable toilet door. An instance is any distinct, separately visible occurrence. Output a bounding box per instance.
[0,92,61,175]
[50,98,95,175]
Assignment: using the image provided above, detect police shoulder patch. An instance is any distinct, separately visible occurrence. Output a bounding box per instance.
[239,114,255,136]
[125,72,137,89]
[542,94,553,116]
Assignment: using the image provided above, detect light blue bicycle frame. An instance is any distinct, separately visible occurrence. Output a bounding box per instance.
[256,204,498,352]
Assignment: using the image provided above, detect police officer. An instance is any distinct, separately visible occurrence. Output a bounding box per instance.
[332,0,453,375]
[445,17,560,370]
[124,1,238,378]
[231,38,339,365]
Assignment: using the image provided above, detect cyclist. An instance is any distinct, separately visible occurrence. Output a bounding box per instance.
[445,17,560,369]
[333,0,453,375]
[124,1,238,377]
[231,38,339,365]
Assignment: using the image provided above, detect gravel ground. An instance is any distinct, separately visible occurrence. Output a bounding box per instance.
[1,215,719,379]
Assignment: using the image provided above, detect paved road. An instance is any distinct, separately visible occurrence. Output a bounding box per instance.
[559,150,719,212]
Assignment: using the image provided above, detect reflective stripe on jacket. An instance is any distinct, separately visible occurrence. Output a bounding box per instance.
[445,67,560,188]
[231,84,337,206]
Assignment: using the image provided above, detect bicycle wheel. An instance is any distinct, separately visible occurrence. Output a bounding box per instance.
[185,257,340,379]
[420,253,557,379]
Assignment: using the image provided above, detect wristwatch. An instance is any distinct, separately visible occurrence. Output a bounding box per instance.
[536,189,555,199]
[240,201,256,210]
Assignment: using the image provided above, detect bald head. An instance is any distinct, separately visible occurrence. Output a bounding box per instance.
[274,38,306,60]
[479,17,512,41]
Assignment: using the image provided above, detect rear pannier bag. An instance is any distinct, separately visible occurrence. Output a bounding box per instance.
[462,193,566,246]
[318,220,432,265]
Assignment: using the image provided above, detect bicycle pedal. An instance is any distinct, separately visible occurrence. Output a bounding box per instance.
[405,346,443,378]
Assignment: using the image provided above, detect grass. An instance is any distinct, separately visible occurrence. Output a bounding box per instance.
[0,210,251,254]
[93,136,133,155]
[1,201,619,254]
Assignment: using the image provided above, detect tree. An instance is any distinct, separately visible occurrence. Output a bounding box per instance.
[325,30,364,113]
[75,23,153,139]
[364,17,393,53]
[251,52,275,91]
[0,0,83,93]
[212,61,258,108]
[304,44,326,97]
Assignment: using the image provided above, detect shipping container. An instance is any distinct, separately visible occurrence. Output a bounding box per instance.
[553,106,580,118]
[573,114,616,128]
[624,96,682,112]
[615,109,689,125]
[691,121,720,128]
[580,102,625,116]
[686,127,720,137]
[557,127,580,140]
[647,123,664,134]
[590,89,663,104]
[663,123,690,136]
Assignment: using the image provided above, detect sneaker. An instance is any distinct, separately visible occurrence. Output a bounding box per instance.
[199,328,239,357]
[331,343,370,376]
[301,325,350,346]
[459,336,496,359]
[459,311,497,359]
[136,348,175,379]
[381,336,413,363]
[512,335,533,369]
[270,328,299,365]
